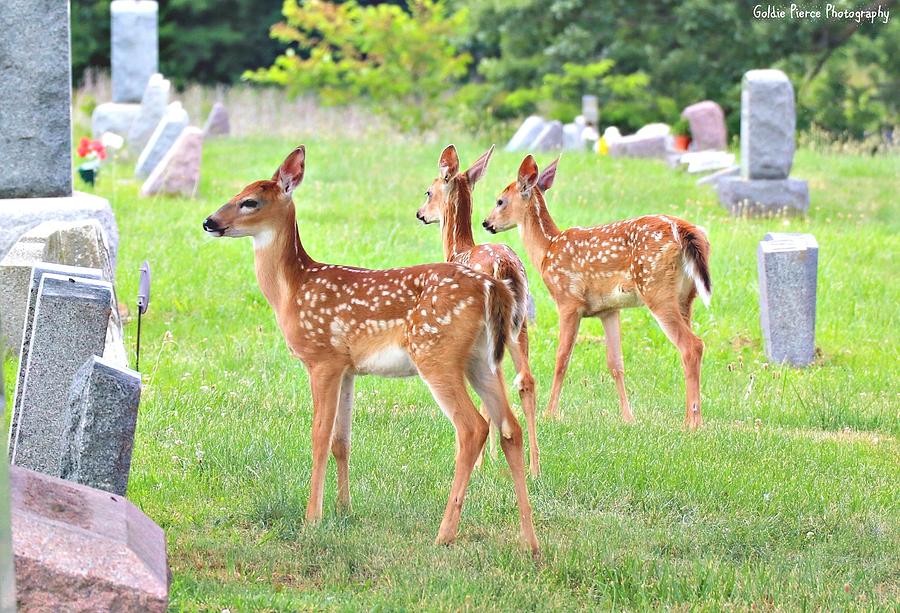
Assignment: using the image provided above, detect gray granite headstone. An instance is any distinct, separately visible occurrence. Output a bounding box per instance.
[742,70,795,180]
[717,177,809,216]
[717,69,809,216]
[91,102,141,139]
[0,0,73,198]
[111,0,159,103]
[60,356,141,496]
[757,233,818,366]
[505,116,546,152]
[0,220,114,352]
[0,192,119,264]
[562,123,583,151]
[135,102,189,178]
[9,274,112,476]
[128,73,171,153]
[532,120,564,152]
[582,95,599,125]
[11,265,104,448]
[608,134,669,158]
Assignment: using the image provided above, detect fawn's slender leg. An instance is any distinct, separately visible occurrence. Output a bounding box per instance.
[545,307,581,419]
[421,371,489,546]
[600,310,635,423]
[474,403,498,469]
[508,322,540,476]
[650,305,704,430]
[306,365,344,522]
[332,371,355,512]
[467,361,540,556]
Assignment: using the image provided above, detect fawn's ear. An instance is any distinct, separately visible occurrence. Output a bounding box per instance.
[464,144,495,187]
[537,156,559,192]
[274,145,306,196]
[439,144,460,182]
[517,155,539,195]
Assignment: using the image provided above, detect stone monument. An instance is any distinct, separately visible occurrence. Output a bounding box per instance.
[91,1,160,138]
[0,0,118,265]
[718,70,810,215]
[757,233,818,366]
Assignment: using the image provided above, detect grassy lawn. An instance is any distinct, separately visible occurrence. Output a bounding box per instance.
[6,135,899,610]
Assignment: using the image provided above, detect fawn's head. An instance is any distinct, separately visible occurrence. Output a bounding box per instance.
[483,155,558,233]
[417,144,495,225]
[203,146,306,243]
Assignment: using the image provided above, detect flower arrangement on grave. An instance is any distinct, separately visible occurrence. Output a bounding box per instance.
[672,118,692,151]
[76,137,107,186]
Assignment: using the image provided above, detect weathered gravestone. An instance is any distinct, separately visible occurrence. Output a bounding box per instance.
[60,356,142,496]
[128,73,171,153]
[9,275,113,476]
[10,466,169,611]
[0,0,72,198]
[0,0,118,267]
[0,220,114,352]
[741,70,795,179]
[111,0,159,104]
[141,127,204,197]
[681,100,727,151]
[135,102,189,178]
[608,133,669,158]
[91,102,141,140]
[562,123,583,151]
[10,265,104,450]
[0,319,16,612]
[505,115,547,152]
[718,70,809,215]
[203,102,230,137]
[582,95,599,126]
[757,233,818,366]
[532,120,564,152]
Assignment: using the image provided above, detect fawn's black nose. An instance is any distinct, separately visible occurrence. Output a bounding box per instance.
[482,220,495,233]
[416,211,425,222]
[203,217,220,232]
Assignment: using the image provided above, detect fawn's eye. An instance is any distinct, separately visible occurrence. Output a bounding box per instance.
[496,199,504,207]
[425,190,432,198]
[240,199,258,209]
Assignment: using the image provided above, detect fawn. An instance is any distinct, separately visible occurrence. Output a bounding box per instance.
[417,144,540,477]
[203,146,539,554]
[483,155,711,430]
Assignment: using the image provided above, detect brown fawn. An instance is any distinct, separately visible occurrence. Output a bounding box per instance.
[483,155,711,430]
[203,146,539,554]
[417,144,540,477]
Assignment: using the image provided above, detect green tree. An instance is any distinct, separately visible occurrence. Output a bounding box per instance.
[458,0,898,138]
[245,0,471,130]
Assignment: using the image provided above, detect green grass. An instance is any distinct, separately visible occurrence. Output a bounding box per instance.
[6,136,899,610]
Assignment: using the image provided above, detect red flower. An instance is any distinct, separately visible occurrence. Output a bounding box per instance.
[76,138,106,160]
[76,137,91,158]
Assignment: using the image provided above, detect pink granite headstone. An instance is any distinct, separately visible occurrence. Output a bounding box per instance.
[203,102,230,137]
[10,466,169,611]
[681,100,728,151]
[140,126,203,197]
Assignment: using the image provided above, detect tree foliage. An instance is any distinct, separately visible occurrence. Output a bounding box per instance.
[244,0,471,130]
[458,0,898,138]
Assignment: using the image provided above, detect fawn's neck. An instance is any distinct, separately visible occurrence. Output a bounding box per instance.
[441,179,476,260]
[520,191,560,272]
[253,203,315,312]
